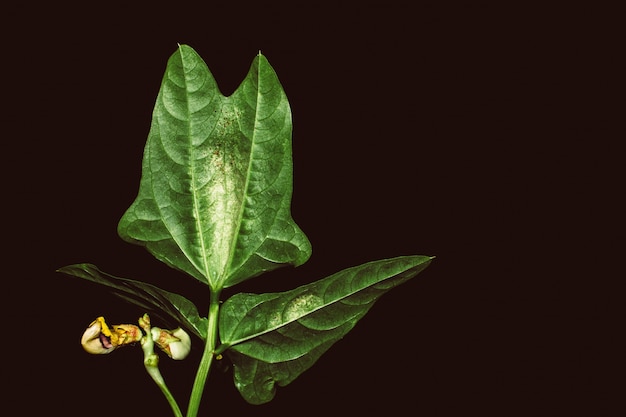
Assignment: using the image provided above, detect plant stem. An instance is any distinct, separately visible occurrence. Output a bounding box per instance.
[144,364,184,417]
[140,314,183,417]
[186,290,221,417]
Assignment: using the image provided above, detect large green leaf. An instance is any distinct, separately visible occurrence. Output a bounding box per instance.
[118,45,311,291]
[57,264,208,340]
[218,255,433,404]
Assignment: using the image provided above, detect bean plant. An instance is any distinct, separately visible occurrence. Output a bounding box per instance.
[58,44,433,417]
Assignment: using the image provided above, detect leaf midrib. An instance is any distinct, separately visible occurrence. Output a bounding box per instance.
[223,54,264,287]
[225,283,361,347]
[179,45,213,285]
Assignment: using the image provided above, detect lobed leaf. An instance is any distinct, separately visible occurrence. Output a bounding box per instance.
[218,255,433,404]
[57,263,208,340]
[117,45,311,291]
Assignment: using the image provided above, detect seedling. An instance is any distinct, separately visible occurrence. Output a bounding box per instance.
[58,44,433,417]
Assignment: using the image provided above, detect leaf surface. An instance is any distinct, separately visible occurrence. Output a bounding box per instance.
[218,255,433,404]
[57,264,208,340]
[117,45,311,290]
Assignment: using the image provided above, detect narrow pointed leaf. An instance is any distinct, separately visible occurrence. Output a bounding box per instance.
[118,45,311,290]
[218,255,433,404]
[57,264,208,340]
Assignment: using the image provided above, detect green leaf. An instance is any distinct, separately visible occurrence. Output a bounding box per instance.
[218,255,433,404]
[117,45,311,291]
[57,263,208,340]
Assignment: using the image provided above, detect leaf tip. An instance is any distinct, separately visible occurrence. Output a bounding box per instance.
[55,265,72,274]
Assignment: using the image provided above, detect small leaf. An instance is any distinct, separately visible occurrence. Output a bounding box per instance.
[218,255,433,404]
[57,264,208,340]
[117,45,311,291]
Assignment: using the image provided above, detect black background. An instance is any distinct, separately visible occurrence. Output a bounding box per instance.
[4,3,618,416]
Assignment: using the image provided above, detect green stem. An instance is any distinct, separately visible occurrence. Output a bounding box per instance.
[140,314,183,417]
[186,290,221,417]
[144,363,184,417]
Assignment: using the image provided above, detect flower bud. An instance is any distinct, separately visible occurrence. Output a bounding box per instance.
[81,317,143,355]
[151,327,191,360]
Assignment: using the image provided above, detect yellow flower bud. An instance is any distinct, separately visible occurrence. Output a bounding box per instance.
[151,327,191,360]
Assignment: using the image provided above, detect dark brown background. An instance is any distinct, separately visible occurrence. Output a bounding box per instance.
[5,2,617,416]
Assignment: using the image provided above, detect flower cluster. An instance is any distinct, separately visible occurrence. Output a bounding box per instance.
[81,316,190,360]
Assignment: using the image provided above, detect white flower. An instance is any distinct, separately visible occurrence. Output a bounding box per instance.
[151,327,191,360]
[81,317,142,355]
